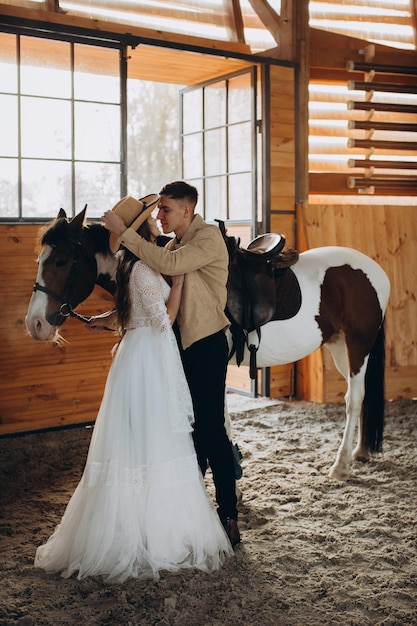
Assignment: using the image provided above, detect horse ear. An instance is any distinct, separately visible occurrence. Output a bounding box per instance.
[57,208,67,219]
[68,205,87,232]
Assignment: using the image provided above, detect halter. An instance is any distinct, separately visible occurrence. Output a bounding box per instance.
[33,236,111,328]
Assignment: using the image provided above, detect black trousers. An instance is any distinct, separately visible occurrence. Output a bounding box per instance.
[177,328,238,520]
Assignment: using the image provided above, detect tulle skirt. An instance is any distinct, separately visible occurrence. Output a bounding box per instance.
[34,326,233,581]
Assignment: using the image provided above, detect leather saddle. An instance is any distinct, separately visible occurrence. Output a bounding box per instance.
[217,221,302,379]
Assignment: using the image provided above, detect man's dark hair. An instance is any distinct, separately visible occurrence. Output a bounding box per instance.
[159,181,198,207]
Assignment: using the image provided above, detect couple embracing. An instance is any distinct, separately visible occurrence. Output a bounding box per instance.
[34,181,240,582]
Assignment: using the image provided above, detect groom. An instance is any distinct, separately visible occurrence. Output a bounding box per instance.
[102,181,240,547]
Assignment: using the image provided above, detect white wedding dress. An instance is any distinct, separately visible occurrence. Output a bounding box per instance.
[34,260,233,582]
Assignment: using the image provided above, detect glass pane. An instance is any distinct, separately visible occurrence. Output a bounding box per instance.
[21,97,72,159]
[228,73,252,124]
[74,44,120,103]
[0,159,18,217]
[228,122,252,172]
[204,81,226,128]
[75,162,121,218]
[127,79,181,198]
[0,95,18,157]
[183,133,203,178]
[205,176,227,221]
[0,33,17,92]
[75,102,120,161]
[228,173,252,220]
[21,160,72,218]
[192,179,205,217]
[182,89,202,133]
[205,128,226,176]
[21,37,71,98]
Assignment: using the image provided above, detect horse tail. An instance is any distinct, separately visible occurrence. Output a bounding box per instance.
[362,321,386,453]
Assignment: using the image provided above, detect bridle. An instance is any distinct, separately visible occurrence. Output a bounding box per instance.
[33,237,97,326]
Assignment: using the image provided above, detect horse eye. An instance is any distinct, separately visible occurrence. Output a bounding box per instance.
[55,259,68,269]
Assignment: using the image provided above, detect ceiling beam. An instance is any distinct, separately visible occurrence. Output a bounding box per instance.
[230,0,246,44]
[247,0,280,46]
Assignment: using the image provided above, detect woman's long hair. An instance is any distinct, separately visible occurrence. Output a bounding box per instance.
[115,220,153,335]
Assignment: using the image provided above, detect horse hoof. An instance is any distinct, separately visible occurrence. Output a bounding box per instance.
[352,448,369,463]
[328,465,349,481]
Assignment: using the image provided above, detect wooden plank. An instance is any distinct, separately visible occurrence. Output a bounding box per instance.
[309,173,417,195]
[269,363,294,397]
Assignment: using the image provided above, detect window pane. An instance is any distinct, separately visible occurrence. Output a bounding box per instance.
[75,162,121,217]
[0,95,18,157]
[183,134,203,178]
[20,37,71,98]
[0,33,17,92]
[127,79,181,198]
[228,73,252,124]
[75,102,120,161]
[0,159,18,217]
[228,122,252,172]
[182,89,202,133]
[74,44,120,103]
[21,97,71,159]
[205,176,227,221]
[228,173,252,220]
[205,128,226,176]
[21,160,72,218]
[204,81,226,128]
[192,179,205,216]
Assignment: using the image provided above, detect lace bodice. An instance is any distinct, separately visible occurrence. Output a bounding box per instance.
[126,260,171,331]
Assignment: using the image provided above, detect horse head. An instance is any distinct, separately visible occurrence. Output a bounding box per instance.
[25,206,117,342]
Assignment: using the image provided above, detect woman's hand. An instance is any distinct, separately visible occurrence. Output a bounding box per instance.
[85,310,116,333]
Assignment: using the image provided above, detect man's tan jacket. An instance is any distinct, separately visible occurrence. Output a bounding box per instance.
[119,214,230,350]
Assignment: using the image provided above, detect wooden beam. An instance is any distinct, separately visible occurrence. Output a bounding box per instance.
[230,0,246,44]
[348,176,417,190]
[309,28,417,71]
[348,80,417,94]
[348,100,417,114]
[348,159,417,170]
[348,138,417,152]
[349,120,417,133]
[347,61,417,76]
[309,172,417,196]
[248,0,280,46]
[0,3,252,55]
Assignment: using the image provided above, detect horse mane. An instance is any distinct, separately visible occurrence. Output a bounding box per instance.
[37,217,113,257]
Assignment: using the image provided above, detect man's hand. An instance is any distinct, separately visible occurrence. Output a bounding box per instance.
[102,210,127,236]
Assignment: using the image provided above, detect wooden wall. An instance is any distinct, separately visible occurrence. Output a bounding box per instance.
[0,223,117,435]
[2,64,415,435]
[296,203,417,402]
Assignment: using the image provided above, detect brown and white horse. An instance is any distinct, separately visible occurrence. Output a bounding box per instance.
[26,207,391,480]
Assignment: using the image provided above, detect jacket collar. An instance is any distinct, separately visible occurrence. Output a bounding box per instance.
[178,213,204,245]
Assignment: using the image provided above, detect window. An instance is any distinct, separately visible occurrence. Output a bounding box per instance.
[0,32,122,220]
[180,68,258,223]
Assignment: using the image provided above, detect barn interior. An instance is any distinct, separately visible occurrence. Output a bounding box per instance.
[0,0,416,435]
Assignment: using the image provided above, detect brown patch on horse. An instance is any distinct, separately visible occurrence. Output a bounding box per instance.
[315,265,383,375]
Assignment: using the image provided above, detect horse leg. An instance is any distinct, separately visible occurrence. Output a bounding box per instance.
[325,336,367,480]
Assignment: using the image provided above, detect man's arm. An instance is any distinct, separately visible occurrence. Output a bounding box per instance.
[119,226,224,276]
